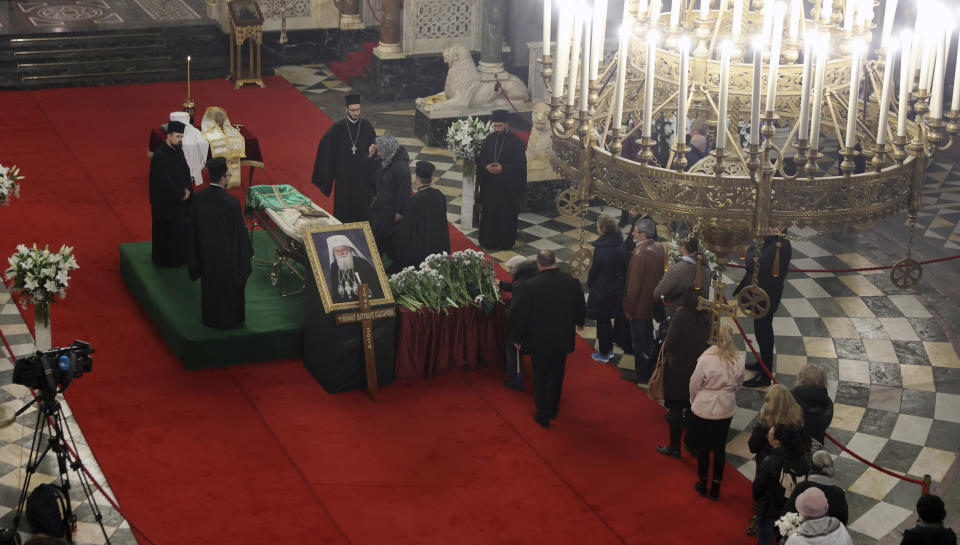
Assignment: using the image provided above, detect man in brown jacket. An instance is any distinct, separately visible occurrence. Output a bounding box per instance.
[622,218,665,383]
[654,236,711,319]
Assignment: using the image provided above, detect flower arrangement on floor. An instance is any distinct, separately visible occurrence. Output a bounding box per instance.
[775,511,803,538]
[389,249,501,313]
[0,164,25,206]
[446,117,495,177]
[5,244,79,326]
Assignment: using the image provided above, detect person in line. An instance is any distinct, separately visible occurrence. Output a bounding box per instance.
[586,214,628,363]
[391,161,450,270]
[509,250,585,429]
[187,158,254,329]
[326,234,384,304]
[500,255,539,390]
[749,384,808,467]
[622,218,665,383]
[369,135,410,253]
[477,110,527,251]
[311,94,378,223]
[656,286,711,458]
[753,424,811,545]
[787,450,849,525]
[685,119,709,170]
[784,487,854,545]
[902,494,957,545]
[149,119,193,267]
[734,229,792,387]
[654,236,711,319]
[687,324,745,500]
[792,364,834,451]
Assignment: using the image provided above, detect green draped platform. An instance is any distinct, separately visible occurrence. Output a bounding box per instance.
[119,231,305,369]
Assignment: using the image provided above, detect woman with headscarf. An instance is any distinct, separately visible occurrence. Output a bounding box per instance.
[786,450,848,525]
[369,135,410,253]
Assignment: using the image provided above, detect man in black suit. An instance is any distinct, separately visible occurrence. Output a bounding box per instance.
[734,229,792,387]
[509,250,586,429]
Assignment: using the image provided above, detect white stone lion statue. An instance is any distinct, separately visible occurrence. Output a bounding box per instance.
[416,44,530,112]
[526,102,556,172]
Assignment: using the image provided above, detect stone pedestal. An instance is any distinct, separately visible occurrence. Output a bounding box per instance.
[349,54,448,101]
[414,107,532,147]
[522,170,571,213]
[373,0,403,59]
[339,0,364,29]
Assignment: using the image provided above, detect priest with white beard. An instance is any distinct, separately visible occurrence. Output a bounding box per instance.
[326,234,383,304]
[169,111,208,186]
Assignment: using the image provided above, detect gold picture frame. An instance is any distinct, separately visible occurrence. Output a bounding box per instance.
[301,222,394,312]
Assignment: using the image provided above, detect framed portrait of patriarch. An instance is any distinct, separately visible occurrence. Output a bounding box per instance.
[301,222,394,312]
[228,0,263,25]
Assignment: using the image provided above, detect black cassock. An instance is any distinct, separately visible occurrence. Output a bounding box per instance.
[188,185,254,329]
[477,130,527,251]
[149,142,193,267]
[391,186,451,270]
[328,257,384,304]
[311,118,377,223]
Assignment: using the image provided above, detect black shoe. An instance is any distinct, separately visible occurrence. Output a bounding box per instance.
[709,480,720,501]
[504,380,524,391]
[744,360,761,371]
[694,479,708,498]
[656,445,681,458]
[548,409,558,420]
[664,413,670,423]
[743,375,772,388]
[534,413,550,429]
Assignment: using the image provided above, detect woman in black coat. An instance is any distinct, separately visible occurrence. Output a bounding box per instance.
[786,450,848,524]
[792,364,834,451]
[656,287,711,458]
[753,424,810,545]
[586,214,627,363]
[369,136,411,255]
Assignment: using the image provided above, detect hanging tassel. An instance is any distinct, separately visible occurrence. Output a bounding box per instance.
[772,241,782,279]
[694,254,703,291]
[664,242,670,271]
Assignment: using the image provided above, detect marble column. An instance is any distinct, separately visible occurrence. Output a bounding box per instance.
[373,0,403,59]
[478,0,506,73]
[339,0,364,30]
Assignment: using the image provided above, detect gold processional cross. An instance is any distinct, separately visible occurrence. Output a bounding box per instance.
[697,280,738,345]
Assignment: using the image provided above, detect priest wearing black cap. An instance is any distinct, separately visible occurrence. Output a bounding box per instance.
[311,94,378,223]
[477,110,527,251]
[391,161,450,271]
[188,157,254,329]
[149,119,194,267]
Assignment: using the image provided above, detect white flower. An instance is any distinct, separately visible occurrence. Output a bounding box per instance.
[24,278,38,290]
[56,269,70,284]
[40,267,54,278]
[44,279,58,292]
[16,244,28,254]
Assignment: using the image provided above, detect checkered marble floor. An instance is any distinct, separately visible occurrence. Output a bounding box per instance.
[0,285,137,544]
[277,65,960,544]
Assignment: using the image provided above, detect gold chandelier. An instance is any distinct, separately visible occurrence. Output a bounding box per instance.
[540,0,958,318]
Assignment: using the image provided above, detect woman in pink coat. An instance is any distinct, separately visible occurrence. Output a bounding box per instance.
[687,324,745,500]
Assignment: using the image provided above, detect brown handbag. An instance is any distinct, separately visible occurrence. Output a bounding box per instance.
[647,344,667,402]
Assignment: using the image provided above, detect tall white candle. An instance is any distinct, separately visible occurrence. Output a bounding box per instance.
[717,40,732,149]
[820,0,833,25]
[952,31,960,111]
[750,36,763,145]
[876,39,898,145]
[643,31,660,139]
[543,0,552,58]
[732,0,743,35]
[678,37,690,140]
[701,0,709,20]
[911,8,925,83]
[567,5,585,106]
[788,0,801,40]
[590,0,608,80]
[650,0,661,25]
[762,2,774,42]
[798,34,815,140]
[854,0,867,29]
[766,3,787,112]
[843,0,854,31]
[845,40,864,148]
[580,11,592,111]
[919,35,932,91]
[670,0,680,27]
[930,27,946,119]
[553,4,573,98]
[638,0,648,16]
[613,25,631,131]
[810,40,829,149]
[881,0,898,45]
[898,31,914,137]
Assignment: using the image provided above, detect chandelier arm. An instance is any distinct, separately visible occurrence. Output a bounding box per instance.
[705,7,725,60]
[824,91,848,153]
[699,84,748,169]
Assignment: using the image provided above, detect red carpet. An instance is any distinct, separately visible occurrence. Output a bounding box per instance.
[329,41,378,83]
[0,78,755,544]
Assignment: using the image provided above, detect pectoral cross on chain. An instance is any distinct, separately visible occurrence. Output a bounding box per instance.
[697,280,738,345]
[351,144,357,155]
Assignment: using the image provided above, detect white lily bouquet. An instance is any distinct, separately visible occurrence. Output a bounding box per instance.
[5,244,79,326]
[0,164,25,206]
[446,117,494,178]
[667,234,719,280]
[775,511,803,538]
[389,249,501,313]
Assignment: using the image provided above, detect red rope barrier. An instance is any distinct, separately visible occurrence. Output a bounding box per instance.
[721,295,931,494]
[494,76,532,126]
[723,253,960,274]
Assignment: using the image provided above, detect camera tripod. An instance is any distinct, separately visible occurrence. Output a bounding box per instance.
[0,390,111,545]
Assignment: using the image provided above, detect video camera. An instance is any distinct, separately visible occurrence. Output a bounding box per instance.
[12,340,94,395]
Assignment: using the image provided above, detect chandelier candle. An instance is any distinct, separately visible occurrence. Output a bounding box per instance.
[717,40,732,149]
[843,0,854,31]
[566,5,585,107]
[669,0,680,28]
[590,0,607,80]
[553,4,572,100]
[643,31,659,140]
[952,29,960,112]
[876,39,897,146]
[880,0,897,45]
[612,24,630,132]
[845,40,864,150]
[750,36,762,145]
[678,37,690,138]
[809,39,828,150]
[700,0,708,20]
[930,28,946,120]
[765,3,786,112]
[788,0,801,40]
[897,31,913,139]
[580,12,591,113]
[649,0,660,25]
[186,55,191,101]
[797,35,815,141]
[543,0,552,60]
[820,0,832,25]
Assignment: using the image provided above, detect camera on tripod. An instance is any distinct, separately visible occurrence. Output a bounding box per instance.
[12,340,94,396]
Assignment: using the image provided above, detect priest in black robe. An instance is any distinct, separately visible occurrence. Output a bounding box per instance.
[391,161,451,270]
[311,94,378,223]
[149,120,193,267]
[326,234,384,304]
[188,158,254,329]
[477,110,527,251]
